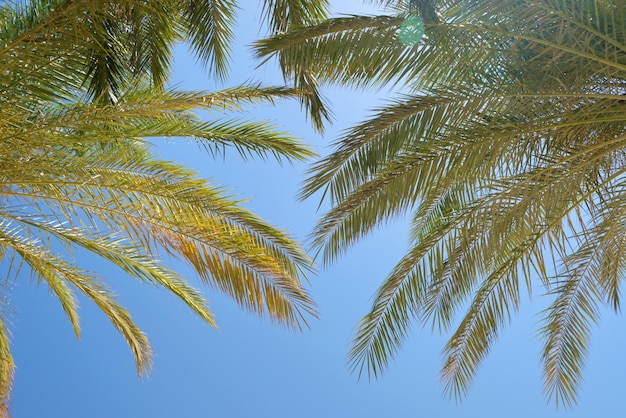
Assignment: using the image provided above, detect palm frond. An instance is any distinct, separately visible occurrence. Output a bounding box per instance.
[267,0,626,406]
[0,314,12,417]
[0,224,153,374]
[181,0,236,80]
[1,136,317,325]
[0,0,320,403]
[261,0,330,33]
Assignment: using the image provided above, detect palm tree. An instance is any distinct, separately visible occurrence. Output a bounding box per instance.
[256,0,626,407]
[0,0,329,411]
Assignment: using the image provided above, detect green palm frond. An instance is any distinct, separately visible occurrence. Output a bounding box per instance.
[259,0,332,131]
[0,0,332,102]
[181,0,237,80]
[261,0,329,33]
[259,0,626,407]
[255,15,406,88]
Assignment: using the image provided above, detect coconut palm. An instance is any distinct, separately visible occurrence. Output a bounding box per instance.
[0,0,328,411]
[256,0,626,407]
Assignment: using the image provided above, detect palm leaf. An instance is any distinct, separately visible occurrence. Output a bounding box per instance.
[0,0,321,409]
[260,0,626,406]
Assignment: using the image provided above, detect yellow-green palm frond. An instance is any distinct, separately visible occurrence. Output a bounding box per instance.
[539,178,626,407]
[0,311,13,415]
[1,96,317,327]
[0,223,154,374]
[0,114,317,382]
[0,0,320,403]
[25,85,318,163]
[262,0,626,407]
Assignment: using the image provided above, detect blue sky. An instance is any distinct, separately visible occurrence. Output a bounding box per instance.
[9,1,626,416]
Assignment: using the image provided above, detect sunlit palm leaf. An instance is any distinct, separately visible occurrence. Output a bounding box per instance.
[259,0,626,406]
[0,315,13,415]
[0,0,322,413]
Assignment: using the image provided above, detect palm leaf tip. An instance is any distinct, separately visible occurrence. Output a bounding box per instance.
[539,274,601,409]
[0,318,13,415]
[140,192,318,330]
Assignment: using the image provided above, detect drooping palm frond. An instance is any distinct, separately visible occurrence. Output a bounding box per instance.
[260,0,329,33]
[259,0,332,132]
[0,312,12,416]
[180,0,237,80]
[0,0,320,413]
[0,83,318,344]
[255,13,406,132]
[0,0,332,101]
[258,0,626,407]
[1,132,316,326]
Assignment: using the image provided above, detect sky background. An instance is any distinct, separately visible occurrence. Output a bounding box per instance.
[9,1,626,417]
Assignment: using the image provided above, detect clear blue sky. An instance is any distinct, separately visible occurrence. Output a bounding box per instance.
[10,1,626,416]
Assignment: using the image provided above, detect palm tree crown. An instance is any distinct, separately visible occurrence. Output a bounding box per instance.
[0,0,328,411]
[256,0,626,407]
